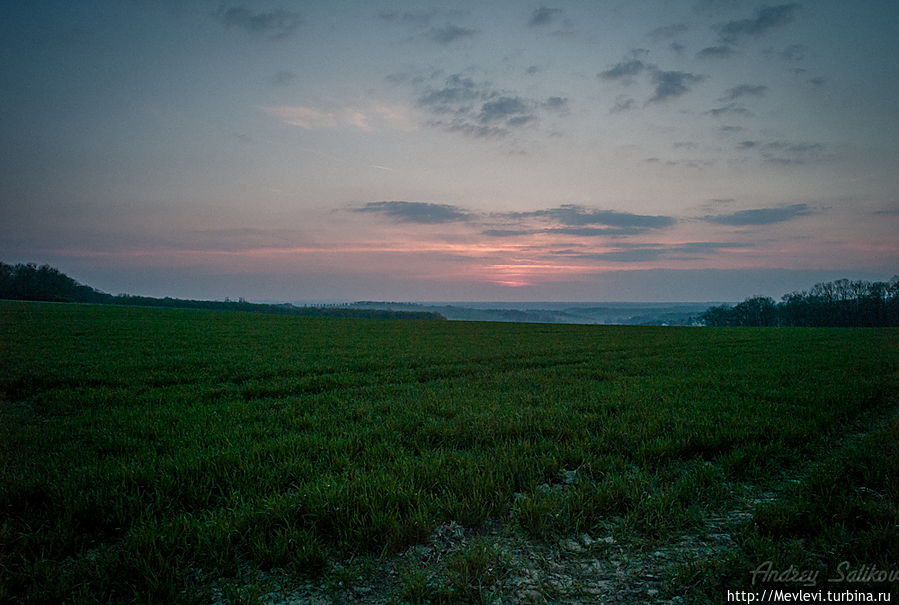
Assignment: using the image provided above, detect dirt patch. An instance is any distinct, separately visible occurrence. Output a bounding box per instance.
[224,509,750,604]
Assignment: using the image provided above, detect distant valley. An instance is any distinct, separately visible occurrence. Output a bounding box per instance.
[312,301,725,325]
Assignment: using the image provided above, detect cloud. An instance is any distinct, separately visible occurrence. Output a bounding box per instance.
[703,203,812,225]
[508,204,676,229]
[543,96,569,112]
[781,43,806,61]
[435,120,509,138]
[586,248,668,262]
[759,141,829,165]
[610,96,636,113]
[269,70,297,86]
[556,241,753,263]
[479,96,529,123]
[732,140,832,165]
[482,229,536,237]
[649,23,688,40]
[706,103,752,117]
[720,84,768,101]
[544,226,650,237]
[355,201,471,224]
[601,51,704,106]
[675,241,750,252]
[417,74,481,111]
[261,105,337,129]
[530,7,562,27]
[378,9,437,26]
[411,72,564,138]
[427,24,477,44]
[696,45,734,59]
[693,0,742,13]
[217,6,301,39]
[649,70,704,103]
[475,205,678,239]
[715,4,801,44]
[599,59,649,81]
[260,102,413,132]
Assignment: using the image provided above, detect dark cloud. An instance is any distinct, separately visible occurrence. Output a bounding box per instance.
[693,0,742,13]
[738,140,828,165]
[676,241,749,252]
[556,241,752,263]
[696,45,734,59]
[378,9,437,26]
[715,4,801,44]
[269,70,297,86]
[759,141,828,165]
[720,84,768,101]
[412,73,565,139]
[511,204,676,229]
[482,229,536,237]
[217,6,301,39]
[435,120,509,138]
[649,70,704,103]
[706,103,752,117]
[543,96,569,112]
[649,23,688,39]
[610,97,636,113]
[417,74,481,112]
[479,96,529,123]
[355,201,470,224]
[781,43,806,61]
[601,51,705,107]
[545,226,649,237]
[599,59,649,81]
[355,202,676,234]
[428,24,477,44]
[703,203,812,225]
[590,248,667,262]
[530,7,562,27]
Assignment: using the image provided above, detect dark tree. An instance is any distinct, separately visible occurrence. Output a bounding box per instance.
[702,277,899,327]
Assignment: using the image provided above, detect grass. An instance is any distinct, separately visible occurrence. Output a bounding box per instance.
[672,410,899,600]
[1,301,897,602]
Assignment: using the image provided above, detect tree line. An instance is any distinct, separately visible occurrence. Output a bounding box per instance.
[0,262,444,320]
[700,277,899,327]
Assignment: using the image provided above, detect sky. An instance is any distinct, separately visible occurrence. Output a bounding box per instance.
[1,1,897,302]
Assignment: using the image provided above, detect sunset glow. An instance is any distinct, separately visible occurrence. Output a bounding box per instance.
[1,2,896,301]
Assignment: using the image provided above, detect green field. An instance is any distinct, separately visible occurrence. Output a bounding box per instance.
[1,301,897,603]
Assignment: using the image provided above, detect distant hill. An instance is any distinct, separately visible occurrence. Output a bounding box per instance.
[344,301,714,325]
[0,262,444,321]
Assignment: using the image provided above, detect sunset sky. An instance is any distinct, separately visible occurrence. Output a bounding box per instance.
[2,1,897,302]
